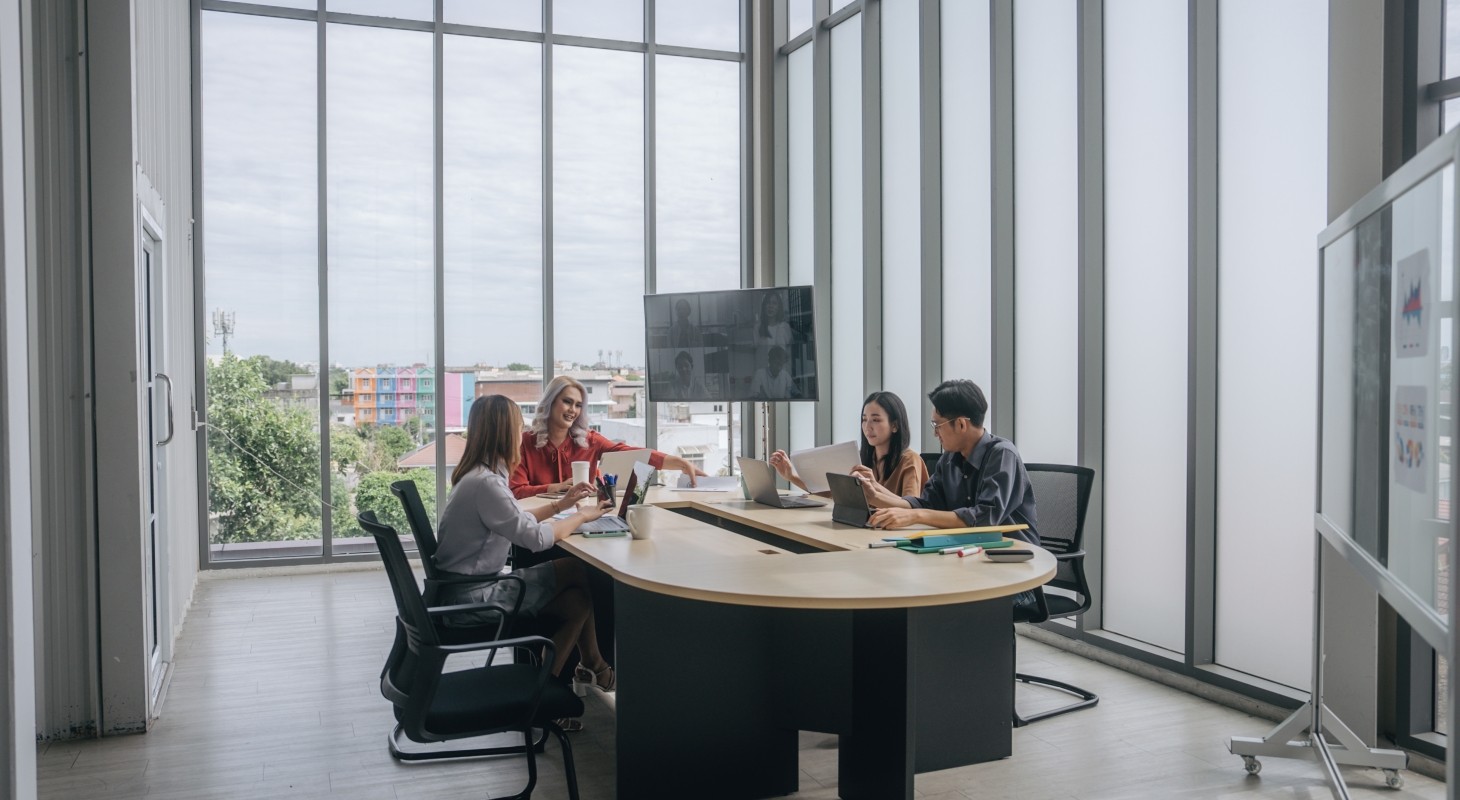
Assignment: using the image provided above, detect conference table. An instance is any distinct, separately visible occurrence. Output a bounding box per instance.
[543,486,1055,800]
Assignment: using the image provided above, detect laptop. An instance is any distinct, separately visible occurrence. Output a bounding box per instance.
[599,450,653,484]
[576,465,641,533]
[736,457,825,509]
[825,472,872,527]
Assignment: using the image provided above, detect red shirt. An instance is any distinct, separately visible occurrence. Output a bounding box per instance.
[509,430,666,499]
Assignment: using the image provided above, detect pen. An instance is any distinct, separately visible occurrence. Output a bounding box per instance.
[868,540,898,549]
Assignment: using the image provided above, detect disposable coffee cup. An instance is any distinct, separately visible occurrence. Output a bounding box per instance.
[571,460,590,486]
[627,506,654,540]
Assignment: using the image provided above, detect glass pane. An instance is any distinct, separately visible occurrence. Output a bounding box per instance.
[940,0,991,427]
[553,0,642,42]
[830,15,863,447]
[444,35,543,379]
[1447,0,1460,79]
[554,46,644,441]
[882,0,922,451]
[1012,0,1076,464]
[327,23,435,551]
[328,0,432,21]
[1102,0,1188,654]
[249,0,315,9]
[657,0,739,51]
[788,0,813,41]
[445,0,541,31]
[834,0,858,11]
[1215,0,1326,690]
[788,44,814,453]
[656,55,742,473]
[201,11,323,559]
[1387,166,1454,620]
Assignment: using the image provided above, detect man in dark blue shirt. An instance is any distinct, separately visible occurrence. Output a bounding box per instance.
[856,379,1038,546]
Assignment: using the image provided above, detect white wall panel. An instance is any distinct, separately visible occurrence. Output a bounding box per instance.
[1215,0,1327,690]
[881,0,922,450]
[940,0,991,410]
[1102,0,1188,654]
[830,16,863,446]
[1012,0,1077,463]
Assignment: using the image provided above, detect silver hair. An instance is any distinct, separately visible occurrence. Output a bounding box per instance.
[531,375,590,449]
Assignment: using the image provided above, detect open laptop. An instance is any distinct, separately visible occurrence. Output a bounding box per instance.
[736,457,825,509]
[599,450,653,484]
[825,472,872,527]
[576,465,641,533]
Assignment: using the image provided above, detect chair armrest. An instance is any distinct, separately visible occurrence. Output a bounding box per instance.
[434,634,554,658]
[423,573,526,622]
[1053,549,1085,562]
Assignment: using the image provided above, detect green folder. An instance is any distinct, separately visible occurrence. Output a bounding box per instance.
[882,531,1005,548]
[895,539,1017,554]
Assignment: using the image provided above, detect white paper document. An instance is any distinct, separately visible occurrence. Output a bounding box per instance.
[787,441,860,494]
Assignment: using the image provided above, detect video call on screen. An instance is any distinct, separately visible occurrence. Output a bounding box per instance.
[644,286,819,403]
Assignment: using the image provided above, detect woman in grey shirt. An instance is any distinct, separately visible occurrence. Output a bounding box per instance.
[435,394,618,701]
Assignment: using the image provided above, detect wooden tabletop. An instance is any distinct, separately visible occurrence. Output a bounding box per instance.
[537,486,1055,610]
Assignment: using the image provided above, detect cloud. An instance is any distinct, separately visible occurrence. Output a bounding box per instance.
[202,10,742,371]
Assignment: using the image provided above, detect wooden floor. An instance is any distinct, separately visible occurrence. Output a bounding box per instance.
[38,567,1447,800]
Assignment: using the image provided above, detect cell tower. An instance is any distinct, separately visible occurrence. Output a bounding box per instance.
[211,309,236,354]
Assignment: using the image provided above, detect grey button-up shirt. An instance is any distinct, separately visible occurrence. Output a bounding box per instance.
[904,431,1039,546]
[434,465,556,577]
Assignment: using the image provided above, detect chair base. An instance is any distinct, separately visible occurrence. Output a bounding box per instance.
[390,723,579,800]
[388,724,549,762]
[1012,672,1099,727]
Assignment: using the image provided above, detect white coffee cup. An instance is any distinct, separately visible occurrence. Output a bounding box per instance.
[627,506,654,540]
[571,460,590,486]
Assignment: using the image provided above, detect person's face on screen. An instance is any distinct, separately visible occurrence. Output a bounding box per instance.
[862,401,894,450]
[553,386,584,431]
[675,353,693,385]
[675,299,691,321]
[763,293,783,323]
[768,349,785,376]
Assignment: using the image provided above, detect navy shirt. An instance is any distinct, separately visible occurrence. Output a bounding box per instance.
[904,431,1039,546]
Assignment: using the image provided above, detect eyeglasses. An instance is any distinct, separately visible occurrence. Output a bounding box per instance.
[930,417,965,432]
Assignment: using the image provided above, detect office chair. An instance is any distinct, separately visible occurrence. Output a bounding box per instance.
[391,479,529,640]
[1013,463,1099,727]
[360,511,583,800]
[919,451,942,476]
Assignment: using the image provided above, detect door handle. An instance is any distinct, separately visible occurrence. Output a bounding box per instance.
[155,372,175,445]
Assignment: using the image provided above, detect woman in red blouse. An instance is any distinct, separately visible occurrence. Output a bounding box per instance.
[509,375,708,499]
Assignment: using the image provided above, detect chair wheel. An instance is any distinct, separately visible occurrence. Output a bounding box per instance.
[1242,756,1261,775]
[1383,769,1402,789]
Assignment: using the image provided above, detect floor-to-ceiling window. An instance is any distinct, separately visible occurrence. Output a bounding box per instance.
[198,1,746,563]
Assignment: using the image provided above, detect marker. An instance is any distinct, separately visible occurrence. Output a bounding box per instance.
[868,540,898,549]
[955,546,983,558]
[939,545,967,555]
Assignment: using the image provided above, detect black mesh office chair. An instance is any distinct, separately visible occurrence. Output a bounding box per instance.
[391,479,526,641]
[919,451,942,476]
[360,511,583,800]
[1014,463,1099,727]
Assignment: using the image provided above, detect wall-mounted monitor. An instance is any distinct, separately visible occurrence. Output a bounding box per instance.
[644,286,818,403]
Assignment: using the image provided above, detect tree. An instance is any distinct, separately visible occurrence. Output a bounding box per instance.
[207,353,322,543]
[328,424,364,474]
[372,425,416,464]
[506,362,532,371]
[329,367,350,397]
[354,468,436,532]
[245,354,310,387]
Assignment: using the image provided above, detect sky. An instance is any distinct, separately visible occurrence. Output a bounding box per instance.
[201,1,742,370]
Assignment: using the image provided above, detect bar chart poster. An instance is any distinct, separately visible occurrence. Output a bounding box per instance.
[1394,249,1430,359]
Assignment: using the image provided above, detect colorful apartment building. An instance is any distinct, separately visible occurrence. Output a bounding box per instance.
[349,367,473,430]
